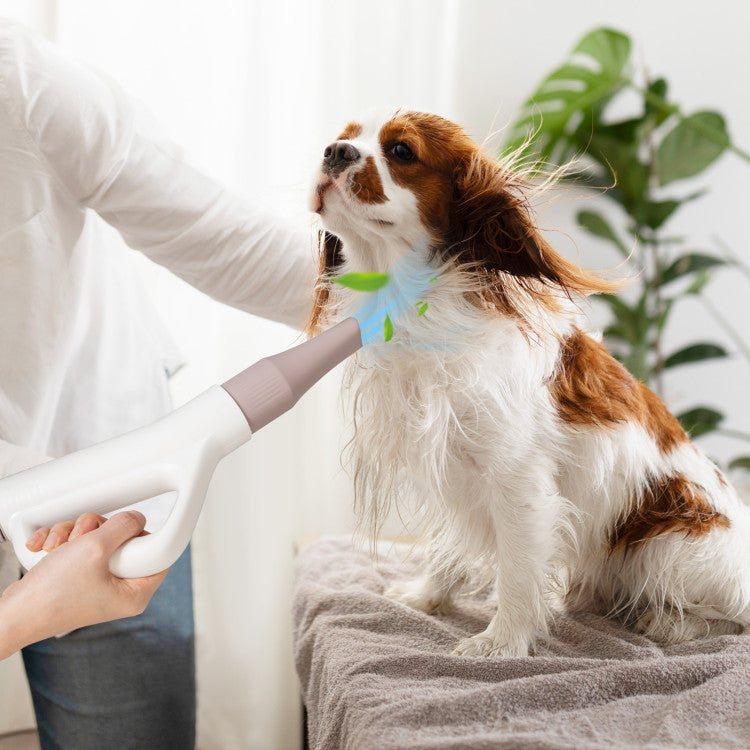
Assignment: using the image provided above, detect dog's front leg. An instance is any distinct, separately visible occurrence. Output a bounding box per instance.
[453,486,560,658]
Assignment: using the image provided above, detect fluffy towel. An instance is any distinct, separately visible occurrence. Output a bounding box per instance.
[293,537,750,749]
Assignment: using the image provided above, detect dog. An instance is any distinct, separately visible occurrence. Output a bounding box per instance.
[307,109,750,657]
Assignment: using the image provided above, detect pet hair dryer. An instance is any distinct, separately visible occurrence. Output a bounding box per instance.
[0,249,437,578]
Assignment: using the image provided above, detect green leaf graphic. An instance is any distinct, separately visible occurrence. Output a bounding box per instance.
[383,314,393,342]
[333,272,390,292]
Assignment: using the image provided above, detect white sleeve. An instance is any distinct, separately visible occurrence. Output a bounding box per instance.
[0,439,50,480]
[8,24,316,329]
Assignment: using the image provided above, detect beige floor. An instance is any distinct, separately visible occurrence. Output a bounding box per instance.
[0,731,40,750]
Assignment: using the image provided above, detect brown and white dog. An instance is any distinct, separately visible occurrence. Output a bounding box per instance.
[307,109,750,657]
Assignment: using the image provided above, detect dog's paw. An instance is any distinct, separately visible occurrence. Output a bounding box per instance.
[633,608,742,644]
[384,579,451,615]
[452,633,529,658]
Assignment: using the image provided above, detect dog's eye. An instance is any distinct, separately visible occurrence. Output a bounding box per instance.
[391,142,416,162]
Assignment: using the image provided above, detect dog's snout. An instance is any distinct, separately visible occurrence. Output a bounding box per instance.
[323,141,360,170]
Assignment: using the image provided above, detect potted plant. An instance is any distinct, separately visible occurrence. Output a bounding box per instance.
[502,27,750,472]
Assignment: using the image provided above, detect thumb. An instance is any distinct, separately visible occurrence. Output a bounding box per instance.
[91,511,147,555]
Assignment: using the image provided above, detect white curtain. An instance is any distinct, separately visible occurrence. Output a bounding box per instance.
[1,1,749,747]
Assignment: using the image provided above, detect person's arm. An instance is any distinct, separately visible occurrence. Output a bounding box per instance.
[0,439,50,479]
[3,24,316,329]
[0,511,167,659]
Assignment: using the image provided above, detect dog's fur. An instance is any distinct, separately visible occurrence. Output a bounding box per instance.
[307,109,750,657]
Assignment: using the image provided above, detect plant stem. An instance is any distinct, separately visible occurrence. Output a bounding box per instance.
[642,72,666,398]
[649,245,665,397]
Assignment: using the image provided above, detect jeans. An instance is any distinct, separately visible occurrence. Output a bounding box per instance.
[21,546,195,750]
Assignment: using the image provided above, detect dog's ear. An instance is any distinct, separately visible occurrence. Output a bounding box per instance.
[448,154,622,301]
[304,230,344,337]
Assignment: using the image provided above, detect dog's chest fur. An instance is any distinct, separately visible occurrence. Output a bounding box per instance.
[344,295,580,552]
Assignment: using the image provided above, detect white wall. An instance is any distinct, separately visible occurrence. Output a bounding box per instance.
[0,1,748,746]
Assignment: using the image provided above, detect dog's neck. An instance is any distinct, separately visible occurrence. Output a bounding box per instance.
[336,231,427,275]
[329,231,582,363]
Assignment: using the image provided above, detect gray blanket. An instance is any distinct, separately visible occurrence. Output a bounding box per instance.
[293,537,750,750]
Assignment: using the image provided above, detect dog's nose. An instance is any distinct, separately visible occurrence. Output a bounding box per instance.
[323,141,360,170]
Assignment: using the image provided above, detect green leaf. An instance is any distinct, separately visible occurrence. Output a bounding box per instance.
[416,302,428,316]
[659,252,726,286]
[383,314,393,342]
[663,342,728,369]
[577,210,630,257]
[333,272,390,292]
[729,456,750,471]
[635,190,706,232]
[656,111,729,186]
[603,323,633,344]
[677,406,724,438]
[502,28,631,168]
[685,269,712,295]
[632,199,681,231]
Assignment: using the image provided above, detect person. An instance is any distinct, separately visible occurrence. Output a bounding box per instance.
[0,511,167,661]
[0,18,315,750]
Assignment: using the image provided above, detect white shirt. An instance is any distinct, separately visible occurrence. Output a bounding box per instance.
[0,20,316,480]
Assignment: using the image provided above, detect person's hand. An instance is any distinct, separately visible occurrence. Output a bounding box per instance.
[25,511,120,552]
[0,511,168,659]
